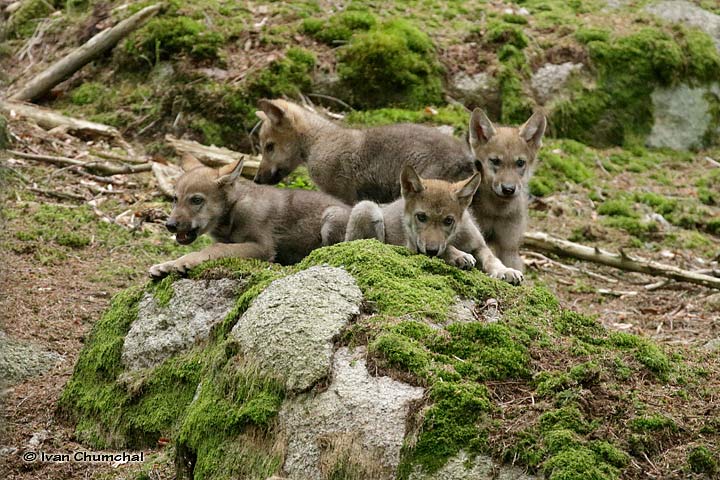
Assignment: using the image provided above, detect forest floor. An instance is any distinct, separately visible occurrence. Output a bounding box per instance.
[0,111,718,479]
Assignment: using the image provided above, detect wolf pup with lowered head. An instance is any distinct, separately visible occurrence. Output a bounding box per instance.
[345,165,523,284]
[468,108,546,272]
[253,99,475,204]
[148,155,350,278]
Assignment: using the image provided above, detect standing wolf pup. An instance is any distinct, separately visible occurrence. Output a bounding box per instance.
[345,165,523,284]
[468,108,546,271]
[148,155,349,278]
[253,99,475,204]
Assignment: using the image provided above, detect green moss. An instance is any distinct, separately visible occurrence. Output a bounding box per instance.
[531,140,595,196]
[553,27,720,147]
[497,45,534,124]
[608,333,671,379]
[629,414,677,433]
[302,10,377,44]
[151,274,177,307]
[598,199,638,218]
[688,445,718,475]
[337,20,443,109]
[575,27,609,44]
[70,82,109,106]
[4,0,54,39]
[370,333,431,376]
[487,21,528,49]
[345,104,468,131]
[125,16,223,65]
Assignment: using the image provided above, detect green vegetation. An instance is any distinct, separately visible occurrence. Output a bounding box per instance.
[337,20,443,109]
[553,27,720,147]
[125,17,224,65]
[688,445,718,475]
[302,10,377,45]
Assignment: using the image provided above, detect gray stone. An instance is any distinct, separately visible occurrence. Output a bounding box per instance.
[646,83,720,150]
[531,62,583,104]
[122,279,240,371]
[449,71,499,107]
[646,1,720,51]
[231,266,363,392]
[279,347,424,480]
[0,331,62,384]
[410,450,536,480]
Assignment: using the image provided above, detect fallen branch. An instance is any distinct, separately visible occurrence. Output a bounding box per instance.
[1,101,120,139]
[165,134,260,178]
[8,150,151,176]
[28,187,86,202]
[523,231,720,290]
[10,4,162,102]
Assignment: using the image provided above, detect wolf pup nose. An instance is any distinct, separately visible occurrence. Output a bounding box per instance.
[165,218,178,233]
[500,184,516,196]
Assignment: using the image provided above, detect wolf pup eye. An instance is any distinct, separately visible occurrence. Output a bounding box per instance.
[416,212,428,223]
[190,196,204,206]
[516,158,526,168]
[443,216,455,226]
[265,142,275,153]
[489,157,501,167]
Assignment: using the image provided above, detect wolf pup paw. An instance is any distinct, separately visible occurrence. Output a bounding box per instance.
[492,267,524,285]
[149,253,204,278]
[447,251,476,270]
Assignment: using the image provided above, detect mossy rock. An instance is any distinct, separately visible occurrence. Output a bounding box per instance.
[337,19,444,109]
[60,241,720,479]
[551,26,720,147]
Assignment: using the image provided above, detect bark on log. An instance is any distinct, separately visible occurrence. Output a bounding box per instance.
[523,231,720,290]
[0,100,120,138]
[9,4,162,102]
[152,162,182,198]
[165,134,260,178]
[8,150,151,176]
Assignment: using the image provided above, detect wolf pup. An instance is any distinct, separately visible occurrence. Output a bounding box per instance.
[148,155,350,278]
[253,99,475,204]
[345,165,523,284]
[468,108,546,272]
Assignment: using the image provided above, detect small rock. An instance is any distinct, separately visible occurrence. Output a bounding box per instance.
[449,71,499,108]
[410,450,537,480]
[27,430,50,449]
[231,266,363,392]
[279,347,424,479]
[646,83,720,150]
[122,279,241,371]
[531,62,583,104]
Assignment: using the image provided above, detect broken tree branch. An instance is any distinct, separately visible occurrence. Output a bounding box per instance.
[165,134,260,178]
[9,4,162,102]
[523,231,720,290]
[8,150,151,176]
[152,162,182,198]
[0,100,120,139]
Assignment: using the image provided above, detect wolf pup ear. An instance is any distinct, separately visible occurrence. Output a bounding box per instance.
[216,159,246,186]
[469,108,496,147]
[400,164,425,196]
[455,173,481,206]
[519,111,546,150]
[181,153,203,172]
[257,99,286,125]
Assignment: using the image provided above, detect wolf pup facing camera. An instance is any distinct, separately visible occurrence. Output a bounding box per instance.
[345,165,523,285]
[468,108,546,272]
[148,155,349,278]
[253,99,475,204]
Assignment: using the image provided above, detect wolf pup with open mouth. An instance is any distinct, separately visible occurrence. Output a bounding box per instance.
[345,165,523,285]
[148,155,349,278]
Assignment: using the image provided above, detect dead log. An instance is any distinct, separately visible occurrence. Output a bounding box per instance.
[152,162,182,198]
[523,231,720,290]
[8,150,151,176]
[9,4,162,102]
[165,134,260,178]
[0,100,120,138]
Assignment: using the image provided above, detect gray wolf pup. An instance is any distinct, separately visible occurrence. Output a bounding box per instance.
[468,108,546,271]
[253,99,475,204]
[345,165,523,284]
[149,155,349,278]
